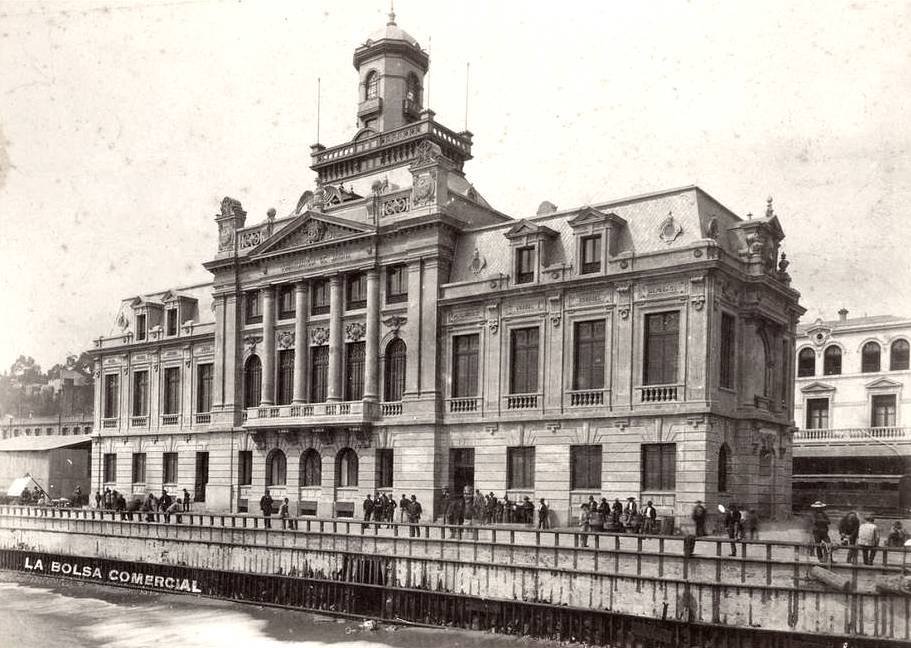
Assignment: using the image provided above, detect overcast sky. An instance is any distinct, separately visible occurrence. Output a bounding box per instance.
[1,0,910,371]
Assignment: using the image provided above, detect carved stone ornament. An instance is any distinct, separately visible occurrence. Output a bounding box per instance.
[382,315,407,333]
[412,170,437,206]
[413,139,439,167]
[619,305,631,320]
[658,214,683,244]
[243,335,262,355]
[469,248,487,276]
[277,331,295,349]
[310,327,329,346]
[218,221,235,252]
[691,296,706,311]
[345,322,366,341]
[550,312,562,328]
[487,318,499,334]
[381,195,410,216]
[303,219,325,244]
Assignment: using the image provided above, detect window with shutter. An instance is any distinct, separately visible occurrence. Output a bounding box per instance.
[510,327,539,394]
[641,443,676,491]
[573,320,605,389]
[570,445,602,490]
[452,334,479,397]
[644,312,679,385]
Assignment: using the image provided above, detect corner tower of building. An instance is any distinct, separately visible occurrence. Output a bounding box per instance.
[353,9,428,133]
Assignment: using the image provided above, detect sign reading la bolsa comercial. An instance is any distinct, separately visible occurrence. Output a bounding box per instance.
[23,555,202,593]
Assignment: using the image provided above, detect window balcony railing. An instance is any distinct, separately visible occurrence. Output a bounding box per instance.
[101,418,118,429]
[636,384,682,403]
[793,426,911,442]
[381,402,403,416]
[130,415,148,427]
[194,413,211,425]
[160,414,179,426]
[447,397,480,413]
[568,388,608,408]
[244,401,379,426]
[505,393,540,410]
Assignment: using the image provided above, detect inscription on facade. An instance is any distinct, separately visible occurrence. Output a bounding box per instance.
[635,281,687,300]
[446,308,482,324]
[279,250,355,274]
[503,298,545,316]
[567,289,611,308]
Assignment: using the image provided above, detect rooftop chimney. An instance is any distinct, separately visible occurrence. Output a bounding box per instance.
[838,308,849,322]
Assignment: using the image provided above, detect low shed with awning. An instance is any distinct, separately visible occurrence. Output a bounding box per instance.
[0,434,92,503]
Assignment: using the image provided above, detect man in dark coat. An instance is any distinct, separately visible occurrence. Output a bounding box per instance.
[691,501,707,537]
[260,489,274,529]
[407,495,422,537]
[838,510,860,563]
[362,494,374,529]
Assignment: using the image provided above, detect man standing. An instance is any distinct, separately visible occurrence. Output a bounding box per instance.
[838,510,860,564]
[407,494,422,537]
[691,501,707,537]
[399,494,409,524]
[260,489,274,529]
[858,515,880,565]
[182,488,191,513]
[537,498,549,530]
[642,500,658,534]
[279,497,290,530]
[94,490,102,509]
[362,493,374,530]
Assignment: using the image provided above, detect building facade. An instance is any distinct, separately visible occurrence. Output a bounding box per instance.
[792,310,911,513]
[1,415,93,440]
[89,15,803,525]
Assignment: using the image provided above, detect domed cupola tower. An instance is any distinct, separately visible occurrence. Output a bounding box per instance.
[353,8,429,133]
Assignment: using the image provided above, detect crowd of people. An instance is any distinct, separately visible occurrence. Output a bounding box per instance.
[92,487,192,523]
[810,501,908,564]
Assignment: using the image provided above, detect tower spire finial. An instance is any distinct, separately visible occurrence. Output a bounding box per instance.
[387,0,396,25]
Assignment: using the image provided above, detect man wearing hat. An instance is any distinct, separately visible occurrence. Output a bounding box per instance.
[691,501,707,537]
[810,501,831,561]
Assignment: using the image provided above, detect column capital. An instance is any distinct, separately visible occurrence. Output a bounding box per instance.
[294,280,307,294]
[366,267,380,280]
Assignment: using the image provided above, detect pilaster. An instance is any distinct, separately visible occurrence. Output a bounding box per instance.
[364,269,380,402]
[292,282,308,404]
[261,287,276,406]
[327,275,343,402]
[404,259,422,397]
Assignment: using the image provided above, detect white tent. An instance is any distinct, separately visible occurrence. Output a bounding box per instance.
[6,474,40,497]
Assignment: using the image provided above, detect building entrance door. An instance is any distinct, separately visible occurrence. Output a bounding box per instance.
[195,451,209,503]
[450,448,475,496]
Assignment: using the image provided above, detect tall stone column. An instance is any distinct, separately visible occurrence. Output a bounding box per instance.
[404,259,422,397]
[364,269,380,402]
[261,286,275,406]
[327,275,343,402]
[292,282,308,404]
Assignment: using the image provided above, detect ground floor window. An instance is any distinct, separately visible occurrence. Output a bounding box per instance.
[507,446,535,489]
[641,443,676,491]
[376,448,394,488]
[300,449,321,487]
[103,453,116,483]
[163,452,178,484]
[131,453,146,484]
[266,449,287,486]
[238,450,252,486]
[570,445,602,490]
[337,448,358,487]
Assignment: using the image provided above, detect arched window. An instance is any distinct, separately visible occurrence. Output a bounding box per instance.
[265,449,287,486]
[365,71,378,100]
[823,345,842,376]
[891,339,910,371]
[406,72,421,107]
[384,339,407,402]
[718,444,731,493]
[300,449,321,487]
[861,342,881,373]
[244,355,262,409]
[336,448,358,487]
[797,348,816,377]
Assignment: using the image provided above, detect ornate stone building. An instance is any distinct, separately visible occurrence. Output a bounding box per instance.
[89,14,803,524]
[792,311,911,513]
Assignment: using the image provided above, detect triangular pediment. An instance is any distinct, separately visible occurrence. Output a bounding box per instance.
[865,377,902,390]
[567,207,627,229]
[800,381,836,394]
[252,212,374,256]
[504,219,558,240]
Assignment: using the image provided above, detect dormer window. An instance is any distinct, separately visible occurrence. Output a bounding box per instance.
[166,309,178,336]
[365,71,378,100]
[515,247,535,284]
[580,235,602,274]
[136,314,147,341]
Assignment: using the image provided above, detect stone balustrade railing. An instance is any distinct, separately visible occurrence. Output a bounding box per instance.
[793,426,911,442]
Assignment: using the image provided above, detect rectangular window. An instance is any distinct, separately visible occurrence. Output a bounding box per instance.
[872,395,897,427]
[376,449,394,488]
[311,279,330,315]
[720,313,736,389]
[245,290,262,324]
[238,450,253,486]
[103,453,117,483]
[510,327,539,394]
[163,452,178,484]
[166,308,178,336]
[573,320,605,390]
[132,371,148,416]
[345,342,366,400]
[570,445,602,490]
[806,398,829,429]
[196,363,213,413]
[346,273,367,310]
[641,443,676,491]
[515,246,535,284]
[136,314,147,341]
[278,285,296,319]
[131,452,146,484]
[386,264,408,303]
[452,334,480,398]
[580,235,602,274]
[103,374,119,418]
[507,446,535,489]
[195,452,208,502]
[277,349,295,405]
[163,367,180,415]
[310,345,329,403]
[644,312,679,385]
